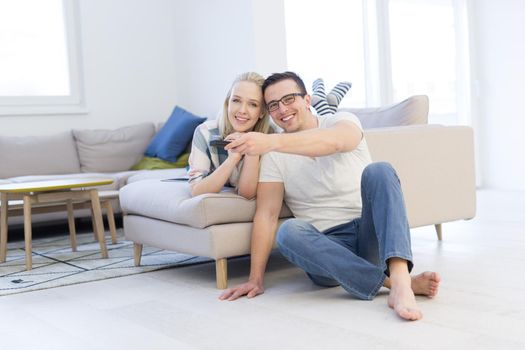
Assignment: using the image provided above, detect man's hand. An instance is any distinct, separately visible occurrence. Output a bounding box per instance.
[224,132,245,162]
[225,132,277,156]
[218,280,264,301]
[224,131,244,142]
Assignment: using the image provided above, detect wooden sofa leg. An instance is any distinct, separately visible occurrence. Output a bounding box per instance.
[133,243,143,266]
[215,258,228,290]
[435,224,442,241]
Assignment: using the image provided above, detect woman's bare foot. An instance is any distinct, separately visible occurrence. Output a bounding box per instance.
[411,271,441,298]
[388,275,423,321]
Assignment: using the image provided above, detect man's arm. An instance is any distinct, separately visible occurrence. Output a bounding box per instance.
[219,181,284,301]
[225,120,362,158]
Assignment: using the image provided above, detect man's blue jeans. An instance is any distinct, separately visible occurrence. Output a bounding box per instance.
[276,162,413,300]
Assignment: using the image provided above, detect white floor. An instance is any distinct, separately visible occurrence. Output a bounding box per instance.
[1,189,524,350]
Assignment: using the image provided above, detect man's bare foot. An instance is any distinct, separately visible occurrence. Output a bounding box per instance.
[411,271,441,298]
[388,275,423,321]
[384,271,441,297]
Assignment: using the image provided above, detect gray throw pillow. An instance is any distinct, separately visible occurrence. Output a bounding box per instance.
[0,131,81,178]
[73,123,155,173]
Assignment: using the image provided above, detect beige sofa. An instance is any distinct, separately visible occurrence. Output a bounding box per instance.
[120,97,477,289]
[0,123,188,226]
[0,95,429,227]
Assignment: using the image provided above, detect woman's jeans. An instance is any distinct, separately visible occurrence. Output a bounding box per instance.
[276,162,413,300]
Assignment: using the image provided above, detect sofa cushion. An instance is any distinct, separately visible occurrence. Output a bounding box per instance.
[0,131,81,178]
[73,123,155,173]
[107,171,141,189]
[120,180,292,228]
[126,168,188,184]
[145,106,206,162]
[340,95,429,129]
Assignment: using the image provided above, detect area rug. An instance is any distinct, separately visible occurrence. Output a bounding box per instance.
[0,229,211,296]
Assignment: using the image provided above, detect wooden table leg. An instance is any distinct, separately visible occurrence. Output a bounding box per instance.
[90,189,108,258]
[0,192,8,262]
[23,194,33,270]
[90,207,98,242]
[66,200,77,251]
[103,201,117,244]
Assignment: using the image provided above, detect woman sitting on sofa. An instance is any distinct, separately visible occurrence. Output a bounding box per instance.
[188,72,272,199]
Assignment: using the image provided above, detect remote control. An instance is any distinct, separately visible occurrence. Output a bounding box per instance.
[209,139,231,147]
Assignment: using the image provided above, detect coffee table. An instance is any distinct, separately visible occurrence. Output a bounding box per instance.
[0,178,114,270]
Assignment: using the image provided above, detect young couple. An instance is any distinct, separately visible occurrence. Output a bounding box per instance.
[187,71,441,321]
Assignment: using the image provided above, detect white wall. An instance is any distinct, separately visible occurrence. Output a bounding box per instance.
[471,0,525,190]
[0,0,286,136]
[1,0,179,136]
[175,0,525,191]
[171,0,287,118]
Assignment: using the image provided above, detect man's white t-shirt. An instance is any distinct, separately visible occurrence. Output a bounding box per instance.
[259,112,372,232]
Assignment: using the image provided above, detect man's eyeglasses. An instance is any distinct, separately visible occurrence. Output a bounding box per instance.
[266,93,306,112]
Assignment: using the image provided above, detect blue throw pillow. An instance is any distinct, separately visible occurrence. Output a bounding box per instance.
[145,106,206,162]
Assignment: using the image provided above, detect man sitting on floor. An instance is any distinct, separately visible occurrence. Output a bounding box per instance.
[219,71,440,321]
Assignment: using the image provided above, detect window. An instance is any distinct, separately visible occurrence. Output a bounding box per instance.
[284,0,471,125]
[0,0,85,115]
[284,0,366,108]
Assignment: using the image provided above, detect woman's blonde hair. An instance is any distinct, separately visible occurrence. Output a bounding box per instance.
[218,72,271,138]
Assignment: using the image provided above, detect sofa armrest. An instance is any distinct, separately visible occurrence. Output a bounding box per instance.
[364,125,476,228]
[340,95,429,128]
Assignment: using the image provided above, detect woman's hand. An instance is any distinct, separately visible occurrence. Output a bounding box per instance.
[225,132,244,162]
[227,149,242,162]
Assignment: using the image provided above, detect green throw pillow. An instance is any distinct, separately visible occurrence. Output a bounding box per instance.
[131,152,190,170]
